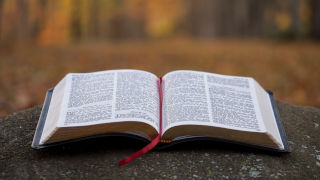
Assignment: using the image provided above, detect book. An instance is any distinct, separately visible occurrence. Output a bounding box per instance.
[32,70,289,165]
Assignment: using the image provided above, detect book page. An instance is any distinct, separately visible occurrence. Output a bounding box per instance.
[57,70,159,132]
[162,71,210,133]
[162,70,265,134]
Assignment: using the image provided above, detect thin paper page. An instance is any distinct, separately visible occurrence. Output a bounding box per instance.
[206,73,265,131]
[162,71,210,132]
[114,70,160,129]
[63,71,115,125]
[162,70,265,134]
[58,70,159,132]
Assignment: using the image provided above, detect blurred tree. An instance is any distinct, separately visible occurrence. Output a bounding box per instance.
[0,0,3,40]
[311,0,320,39]
[37,0,73,45]
[188,0,218,38]
[145,0,185,38]
[0,0,19,43]
[291,0,300,38]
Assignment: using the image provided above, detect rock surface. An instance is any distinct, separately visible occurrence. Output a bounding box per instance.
[1,101,320,179]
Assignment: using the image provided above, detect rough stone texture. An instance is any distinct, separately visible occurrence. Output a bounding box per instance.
[0,101,320,179]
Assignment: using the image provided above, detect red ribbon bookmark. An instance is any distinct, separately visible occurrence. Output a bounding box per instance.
[118,78,163,166]
[118,134,161,166]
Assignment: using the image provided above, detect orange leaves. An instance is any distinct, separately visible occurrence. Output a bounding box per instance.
[144,0,185,38]
[37,0,73,45]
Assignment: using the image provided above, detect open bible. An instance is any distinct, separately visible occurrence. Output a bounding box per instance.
[32,70,289,165]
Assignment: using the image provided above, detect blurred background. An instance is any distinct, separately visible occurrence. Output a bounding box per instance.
[0,0,320,116]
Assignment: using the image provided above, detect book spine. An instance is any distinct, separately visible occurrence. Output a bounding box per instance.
[31,88,54,149]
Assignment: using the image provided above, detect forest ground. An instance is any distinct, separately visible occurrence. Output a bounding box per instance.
[1,39,319,116]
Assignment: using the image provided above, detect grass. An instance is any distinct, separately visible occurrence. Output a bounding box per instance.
[0,39,320,116]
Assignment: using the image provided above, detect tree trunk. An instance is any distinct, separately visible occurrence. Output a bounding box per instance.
[311,0,320,39]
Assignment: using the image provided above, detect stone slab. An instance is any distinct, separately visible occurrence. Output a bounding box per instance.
[1,101,320,179]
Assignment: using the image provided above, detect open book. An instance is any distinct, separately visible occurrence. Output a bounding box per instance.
[32,70,289,164]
